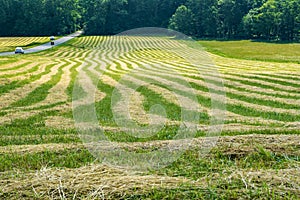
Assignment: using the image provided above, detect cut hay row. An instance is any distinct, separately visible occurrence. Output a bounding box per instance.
[0,37,49,47]
[3,62,53,83]
[85,36,298,126]
[0,35,299,129]
[0,35,299,199]
[0,133,299,156]
[0,60,31,71]
[0,61,48,77]
[0,58,85,125]
[231,72,300,86]
[21,58,76,108]
[0,60,66,109]
[0,164,196,200]
[157,58,300,98]
[0,134,299,199]
[212,54,300,72]
[125,51,300,106]
[99,41,297,119]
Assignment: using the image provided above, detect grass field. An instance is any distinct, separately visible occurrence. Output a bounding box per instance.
[199,40,300,63]
[0,36,299,199]
[0,37,50,52]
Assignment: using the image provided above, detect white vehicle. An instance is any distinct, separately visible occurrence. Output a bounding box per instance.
[15,47,25,54]
[50,36,55,40]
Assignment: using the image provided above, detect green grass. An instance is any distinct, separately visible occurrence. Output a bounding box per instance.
[227,73,300,88]
[0,149,93,171]
[0,36,299,199]
[10,62,67,107]
[125,186,299,200]
[199,40,300,63]
[0,63,56,95]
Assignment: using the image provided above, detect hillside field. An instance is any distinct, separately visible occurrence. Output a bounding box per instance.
[0,37,50,52]
[0,36,299,199]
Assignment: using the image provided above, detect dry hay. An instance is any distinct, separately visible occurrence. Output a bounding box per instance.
[211,53,300,73]
[0,61,65,109]
[2,134,298,157]
[0,133,299,199]
[33,59,74,106]
[45,116,75,130]
[224,168,300,195]
[0,143,81,154]
[1,36,299,131]
[0,164,199,199]
[0,60,29,71]
[102,134,300,157]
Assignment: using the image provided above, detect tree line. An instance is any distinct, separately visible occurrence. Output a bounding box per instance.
[0,0,82,36]
[170,0,300,41]
[0,0,299,41]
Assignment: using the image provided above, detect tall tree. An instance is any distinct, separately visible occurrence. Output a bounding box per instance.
[169,5,194,35]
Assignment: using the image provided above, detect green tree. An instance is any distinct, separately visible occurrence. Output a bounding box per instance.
[169,5,194,35]
[185,0,218,37]
[244,0,281,40]
[278,0,300,41]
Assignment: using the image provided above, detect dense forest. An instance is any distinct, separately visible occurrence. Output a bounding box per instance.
[0,0,299,41]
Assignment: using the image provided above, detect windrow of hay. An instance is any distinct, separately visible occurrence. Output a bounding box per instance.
[1,134,299,157]
[26,58,76,108]
[0,37,49,47]
[224,168,300,195]
[0,61,66,109]
[45,116,75,129]
[1,36,299,136]
[211,53,300,73]
[0,165,200,199]
[0,60,29,71]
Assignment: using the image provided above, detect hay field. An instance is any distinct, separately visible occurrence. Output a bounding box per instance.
[0,36,299,199]
[0,37,50,52]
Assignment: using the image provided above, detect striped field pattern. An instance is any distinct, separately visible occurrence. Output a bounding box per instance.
[0,36,299,199]
[0,37,50,52]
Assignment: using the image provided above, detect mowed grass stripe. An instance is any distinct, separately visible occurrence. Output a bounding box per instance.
[123,46,299,116]
[9,60,70,107]
[1,35,298,138]
[224,76,299,94]
[0,61,66,110]
[0,62,57,96]
[136,69,300,122]
[0,37,49,52]
[212,54,300,72]
[0,60,44,76]
[90,36,298,123]
[0,62,49,79]
[0,60,31,72]
[228,72,300,88]
[27,58,81,109]
[256,73,300,81]
[224,81,300,99]
[186,74,299,106]
[2,60,67,109]
[0,134,298,171]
